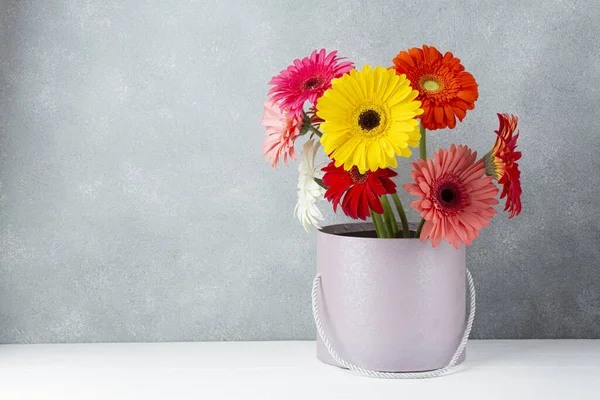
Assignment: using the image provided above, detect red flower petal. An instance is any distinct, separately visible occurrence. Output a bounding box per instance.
[322,162,397,220]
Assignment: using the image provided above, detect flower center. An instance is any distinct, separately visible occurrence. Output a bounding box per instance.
[441,188,454,203]
[433,175,469,215]
[348,166,369,184]
[302,76,324,89]
[422,79,441,92]
[358,110,381,131]
[418,74,447,97]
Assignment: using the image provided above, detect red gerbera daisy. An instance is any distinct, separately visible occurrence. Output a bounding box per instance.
[322,162,397,220]
[392,45,478,130]
[268,49,354,118]
[483,113,522,218]
[404,145,499,249]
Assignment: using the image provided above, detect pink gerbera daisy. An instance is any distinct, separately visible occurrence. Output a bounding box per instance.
[260,100,301,168]
[268,49,354,118]
[404,145,499,249]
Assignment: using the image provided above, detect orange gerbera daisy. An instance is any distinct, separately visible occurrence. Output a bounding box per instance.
[483,113,522,218]
[392,45,478,130]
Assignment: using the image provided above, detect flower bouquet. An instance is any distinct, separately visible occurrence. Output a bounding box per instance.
[260,46,522,375]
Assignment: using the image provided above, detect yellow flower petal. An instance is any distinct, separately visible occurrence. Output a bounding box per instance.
[316,65,423,172]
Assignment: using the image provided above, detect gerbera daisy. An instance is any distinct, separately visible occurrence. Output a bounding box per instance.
[295,139,327,231]
[322,161,397,220]
[260,100,301,168]
[316,65,423,174]
[268,49,354,118]
[392,45,478,130]
[483,113,522,218]
[404,145,499,249]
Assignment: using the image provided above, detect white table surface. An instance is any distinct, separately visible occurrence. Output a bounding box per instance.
[0,340,599,399]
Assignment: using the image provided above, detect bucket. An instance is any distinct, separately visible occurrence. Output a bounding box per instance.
[315,223,467,373]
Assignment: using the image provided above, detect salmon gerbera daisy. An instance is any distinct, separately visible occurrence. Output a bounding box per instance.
[404,145,499,249]
[483,113,522,218]
[316,65,423,174]
[268,49,354,119]
[260,100,301,168]
[322,162,397,220]
[392,45,478,130]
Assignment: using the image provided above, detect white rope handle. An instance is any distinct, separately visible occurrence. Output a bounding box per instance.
[312,269,476,379]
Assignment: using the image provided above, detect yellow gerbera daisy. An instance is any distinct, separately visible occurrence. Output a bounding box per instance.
[316,65,423,173]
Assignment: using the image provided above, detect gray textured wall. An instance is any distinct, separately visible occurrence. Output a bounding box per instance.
[0,0,598,343]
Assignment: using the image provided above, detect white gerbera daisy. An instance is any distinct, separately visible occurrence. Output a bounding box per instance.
[294,139,327,232]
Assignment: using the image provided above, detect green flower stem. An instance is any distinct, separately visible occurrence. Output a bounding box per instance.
[419,124,427,161]
[416,124,427,238]
[306,123,323,137]
[313,177,327,190]
[370,209,387,238]
[416,219,425,238]
[302,111,323,137]
[380,195,398,238]
[391,193,410,238]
